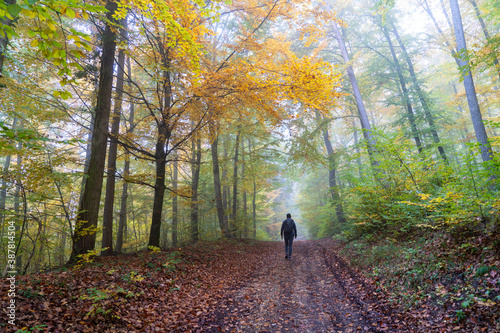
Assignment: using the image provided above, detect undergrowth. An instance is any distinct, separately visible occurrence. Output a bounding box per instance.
[338,230,500,327]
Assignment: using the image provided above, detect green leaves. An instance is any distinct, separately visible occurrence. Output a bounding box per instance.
[7,4,22,18]
[0,121,50,150]
[0,0,104,87]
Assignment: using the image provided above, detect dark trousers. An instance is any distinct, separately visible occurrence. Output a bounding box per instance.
[284,234,294,257]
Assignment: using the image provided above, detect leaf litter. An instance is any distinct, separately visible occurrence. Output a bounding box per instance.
[1,239,496,332]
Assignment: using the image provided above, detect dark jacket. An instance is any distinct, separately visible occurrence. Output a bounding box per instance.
[281,218,297,237]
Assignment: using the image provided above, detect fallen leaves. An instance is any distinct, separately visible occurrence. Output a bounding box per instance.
[1,239,497,332]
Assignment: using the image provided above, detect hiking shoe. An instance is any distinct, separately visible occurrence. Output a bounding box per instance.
[285,255,288,259]
[288,257,292,260]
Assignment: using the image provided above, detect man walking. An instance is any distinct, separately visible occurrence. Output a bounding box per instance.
[280,213,297,260]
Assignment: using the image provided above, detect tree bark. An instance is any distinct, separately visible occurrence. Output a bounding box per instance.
[102,19,128,255]
[242,139,248,238]
[14,150,22,273]
[381,25,423,154]
[116,57,134,254]
[223,139,231,237]
[172,151,178,247]
[149,126,167,247]
[0,155,12,230]
[252,182,257,238]
[190,135,201,243]
[116,155,129,253]
[0,0,16,75]
[0,118,17,243]
[210,133,229,237]
[390,21,447,162]
[449,0,494,163]
[249,139,257,239]
[330,18,379,171]
[316,112,346,225]
[70,0,119,262]
[231,128,241,236]
[148,40,172,247]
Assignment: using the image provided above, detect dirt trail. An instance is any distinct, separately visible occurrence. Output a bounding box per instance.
[199,239,408,332]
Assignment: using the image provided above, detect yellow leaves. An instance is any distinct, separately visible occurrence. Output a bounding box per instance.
[119,0,209,72]
[46,21,57,31]
[477,299,496,307]
[65,7,76,19]
[417,193,431,200]
[22,8,37,19]
[211,37,342,118]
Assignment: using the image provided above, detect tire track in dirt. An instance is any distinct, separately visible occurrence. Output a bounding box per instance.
[198,240,408,332]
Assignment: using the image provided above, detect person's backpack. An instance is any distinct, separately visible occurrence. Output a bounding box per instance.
[283,219,294,234]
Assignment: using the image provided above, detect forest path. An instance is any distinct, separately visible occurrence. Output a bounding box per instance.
[5,239,431,332]
[199,239,407,332]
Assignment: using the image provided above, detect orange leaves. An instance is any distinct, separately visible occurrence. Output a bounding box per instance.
[120,0,343,132]
[222,39,342,116]
[190,0,344,127]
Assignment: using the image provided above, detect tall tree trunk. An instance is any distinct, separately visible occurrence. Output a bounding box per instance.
[252,182,257,238]
[210,132,229,237]
[70,0,119,262]
[148,40,172,247]
[129,186,139,251]
[190,135,201,243]
[2,148,24,277]
[440,0,500,81]
[390,21,447,161]
[0,0,16,75]
[467,0,500,82]
[149,132,167,248]
[381,25,423,154]
[232,128,241,236]
[102,19,128,255]
[172,151,178,247]
[0,155,12,235]
[0,118,17,243]
[449,0,494,163]
[116,56,134,254]
[242,139,248,238]
[249,139,257,239]
[116,156,129,253]
[330,17,379,171]
[14,150,22,273]
[223,139,231,237]
[316,112,346,225]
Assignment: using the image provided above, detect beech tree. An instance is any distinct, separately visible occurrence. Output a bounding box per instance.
[326,6,379,171]
[449,0,494,164]
[379,22,423,154]
[71,0,120,262]
[101,18,128,255]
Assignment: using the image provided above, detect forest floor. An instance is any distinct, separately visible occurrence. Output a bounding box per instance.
[1,239,498,332]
